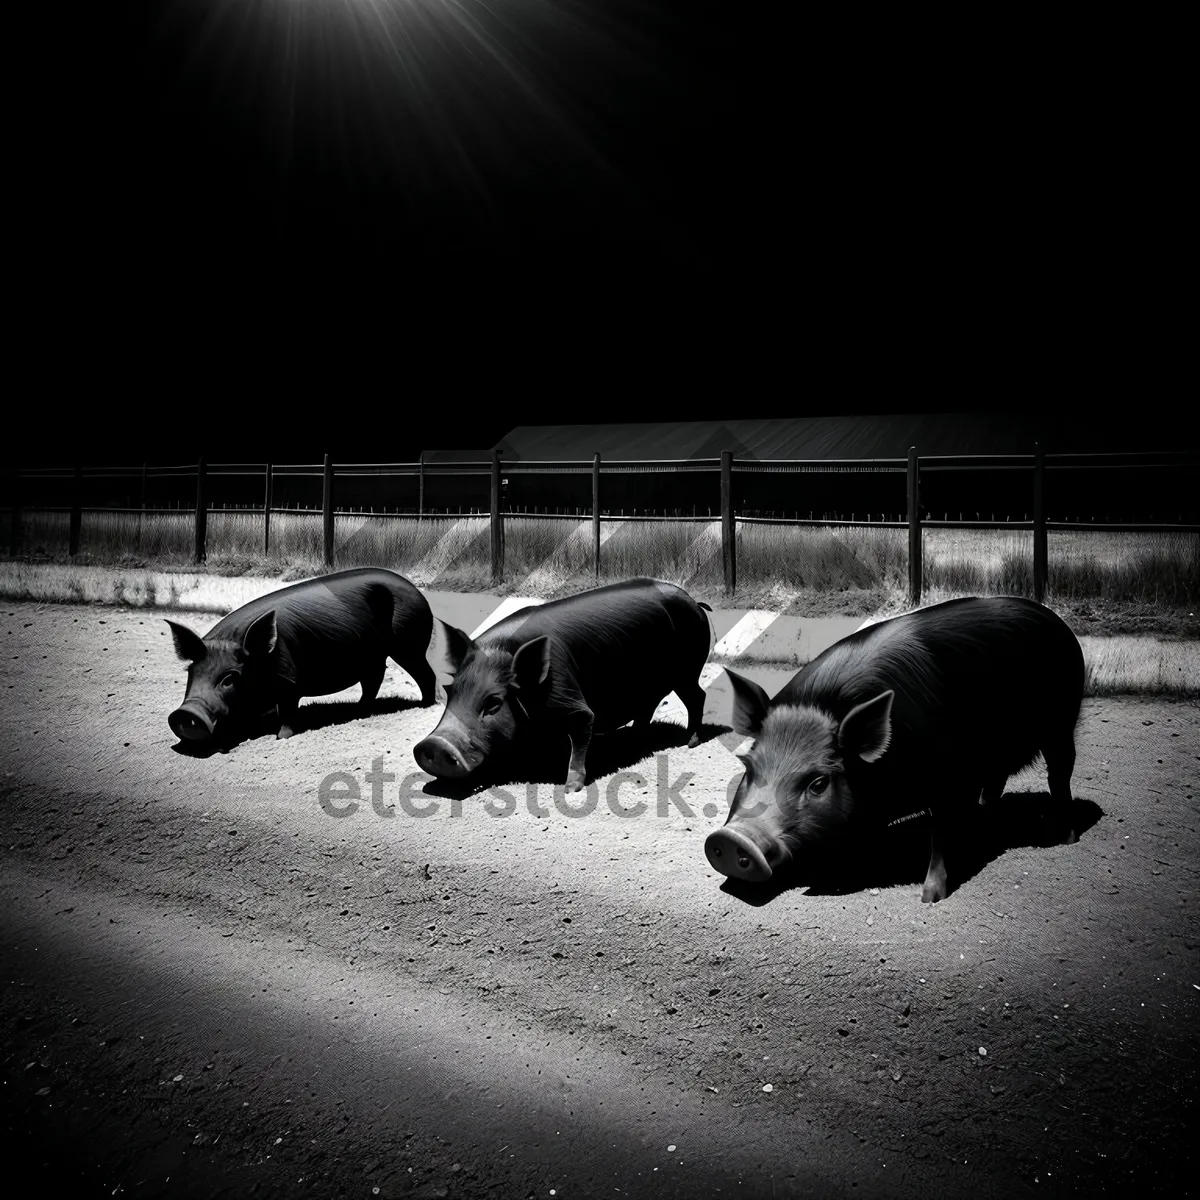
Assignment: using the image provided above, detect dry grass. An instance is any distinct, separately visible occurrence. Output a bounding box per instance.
[1,567,1196,698]
[921,527,1035,596]
[1045,530,1199,606]
[5,510,1197,615]
[1080,635,1200,696]
[736,523,906,591]
[6,508,1194,696]
[333,515,490,589]
[0,562,284,616]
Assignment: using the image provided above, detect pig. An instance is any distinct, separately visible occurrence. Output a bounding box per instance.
[413,578,713,791]
[166,567,437,745]
[705,596,1085,903]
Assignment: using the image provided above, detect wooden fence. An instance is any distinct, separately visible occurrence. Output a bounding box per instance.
[5,450,1198,603]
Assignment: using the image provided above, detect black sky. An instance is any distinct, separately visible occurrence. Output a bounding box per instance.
[75,2,747,315]
[28,4,1182,395]
[10,404,1161,471]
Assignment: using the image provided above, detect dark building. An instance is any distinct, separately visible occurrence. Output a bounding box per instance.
[489,417,1195,524]
[5,418,1193,525]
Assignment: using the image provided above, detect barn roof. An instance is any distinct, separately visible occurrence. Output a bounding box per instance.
[421,449,494,464]
[490,416,1166,461]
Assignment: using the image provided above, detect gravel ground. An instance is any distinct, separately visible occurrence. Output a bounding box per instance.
[1,601,1197,1199]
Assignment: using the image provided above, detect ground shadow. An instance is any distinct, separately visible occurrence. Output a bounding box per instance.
[295,695,432,733]
[718,791,1105,906]
[169,695,432,757]
[418,719,728,800]
[583,720,727,780]
[170,738,239,759]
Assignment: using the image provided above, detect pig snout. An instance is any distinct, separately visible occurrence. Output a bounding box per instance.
[414,734,472,778]
[414,708,486,778]
[169,701,217,743]
[705,815,793,883]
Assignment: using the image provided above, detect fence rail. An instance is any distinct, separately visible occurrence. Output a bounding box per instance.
[4,449,1198,601]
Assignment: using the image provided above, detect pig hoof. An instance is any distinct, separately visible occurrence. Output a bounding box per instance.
[1066,828,1079,845]
[564,773,586,793]
[921,881,947,904]
[687,732,701,748]
[277,726,295,740]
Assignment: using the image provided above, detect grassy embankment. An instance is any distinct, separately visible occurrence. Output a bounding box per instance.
[2,511,1197,696]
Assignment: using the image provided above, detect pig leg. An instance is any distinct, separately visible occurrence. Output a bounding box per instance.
[635,698,662,730]
[677,679,707,748]
[359,659,387,714]
[1043,733,1078,844]
[276,687,301,740]
[401,654,438,707]
[921,800,972,904]
[922,826,950,904]
[564,708,595,793]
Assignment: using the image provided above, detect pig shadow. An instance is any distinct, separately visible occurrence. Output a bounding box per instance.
[584,720,728,780]
[169,696,432,757]
[718,791,1105,906]
[417,719,728,801]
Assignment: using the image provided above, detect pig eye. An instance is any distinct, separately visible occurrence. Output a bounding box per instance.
[808,775,829,795]
[482,696,503,717]
[219,672,240,688]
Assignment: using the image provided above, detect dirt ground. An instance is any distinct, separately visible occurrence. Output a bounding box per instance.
[1,601,1197,1199]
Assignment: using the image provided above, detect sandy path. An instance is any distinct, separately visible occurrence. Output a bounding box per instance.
[1,601,1197,1198]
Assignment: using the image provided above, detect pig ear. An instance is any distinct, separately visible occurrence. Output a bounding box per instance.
[243,610,278,657]
[724,668,771,737]
[437,621,475,673]
[838,691,893,763]
[733,736,757,759]
[512,636,551,689]
[165,620,206,663]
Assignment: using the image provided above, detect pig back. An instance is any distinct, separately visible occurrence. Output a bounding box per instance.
[208,573,401,697]
[482,580,710,729]
[777,596,1084,783]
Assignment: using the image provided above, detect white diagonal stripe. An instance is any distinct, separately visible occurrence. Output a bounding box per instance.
[684,520,724,571]
[652,663,735,726]
[470,596,545,640]
[517,521,623,594]
[407,518,488,588]
[654,696,690,724]
[713,610,779,658]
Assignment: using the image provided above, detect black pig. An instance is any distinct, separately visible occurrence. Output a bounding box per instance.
[414,578,713,791]
[167,567,436,745]
[705,596,1086,902]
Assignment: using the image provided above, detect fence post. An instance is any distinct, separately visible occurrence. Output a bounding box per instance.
[721,450,735,594]
[9,466,21,556]
[323,455,334,568]
[491,450,503,583]
[69,463,83,557]
[418,451,425,518]
[907,446,921,604]
[264,462,273,555]
[1033,443,1047,602]
[194,458,207,564]
[593,453,601,581]
[136,462,147,551]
